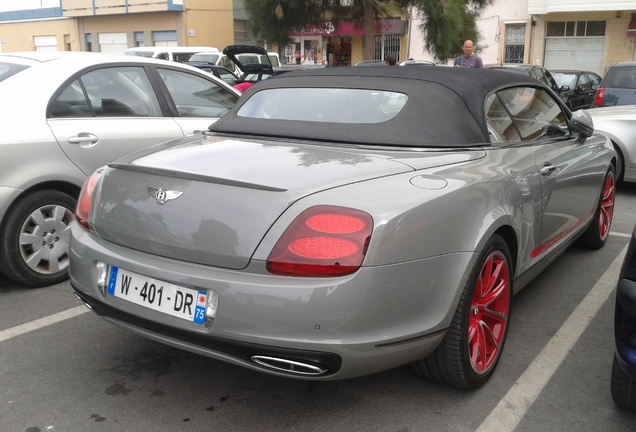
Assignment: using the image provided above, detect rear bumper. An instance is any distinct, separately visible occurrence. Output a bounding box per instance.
[69,222,465,380]
[72,288,343,377]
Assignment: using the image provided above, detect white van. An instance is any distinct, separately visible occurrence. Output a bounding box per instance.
[189,51,237,72]
[124,46,219,63]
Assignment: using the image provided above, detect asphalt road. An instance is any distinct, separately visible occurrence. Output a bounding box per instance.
[2,184,636,432]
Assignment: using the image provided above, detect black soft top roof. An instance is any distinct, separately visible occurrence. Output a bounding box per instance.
[209,66,549,147]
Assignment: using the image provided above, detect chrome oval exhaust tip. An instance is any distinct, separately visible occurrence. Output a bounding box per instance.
[251,355,328,376]
[74,292,93,310]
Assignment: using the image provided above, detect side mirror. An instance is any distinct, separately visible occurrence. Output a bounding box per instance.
[569,109,594,143]
[560,85,570,92]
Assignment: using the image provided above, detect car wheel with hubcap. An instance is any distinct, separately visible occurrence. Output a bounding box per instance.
[412,234,512,389]
[0,190,76,287]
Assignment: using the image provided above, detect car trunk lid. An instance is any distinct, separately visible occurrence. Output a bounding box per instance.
[92,135,479,269]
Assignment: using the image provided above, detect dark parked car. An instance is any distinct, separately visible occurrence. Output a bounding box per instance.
[593,62,636,107]
[184,62,239,86]
[551,69,602,110]
[612,223,636,411]
[485,64,563,97]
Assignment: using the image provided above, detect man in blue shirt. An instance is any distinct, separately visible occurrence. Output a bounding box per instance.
[454,40,483,68]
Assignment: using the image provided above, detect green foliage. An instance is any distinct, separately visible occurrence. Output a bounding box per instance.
[415,0,487,61]
[243,0,493,61]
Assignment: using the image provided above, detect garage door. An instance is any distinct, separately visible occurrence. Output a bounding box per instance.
[98,33,128,55]
[544,37,604,75]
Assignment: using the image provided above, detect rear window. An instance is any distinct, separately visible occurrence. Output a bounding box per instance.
[237,88,408,123]
[124,51,154,58]
[0,62,30,82]
[190,53,220,63]
[603,66,636,89]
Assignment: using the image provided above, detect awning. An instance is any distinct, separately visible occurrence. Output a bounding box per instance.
[628,14,636,38]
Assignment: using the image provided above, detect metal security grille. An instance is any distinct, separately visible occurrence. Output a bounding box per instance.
[504,24,525,63]
[374,34,401,61]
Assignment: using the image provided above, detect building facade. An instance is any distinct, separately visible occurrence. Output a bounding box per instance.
[3,1,634,74]
[409,0,636,75]
[0,0,234,53]
[288,18,408,66]
[0,1,408,67]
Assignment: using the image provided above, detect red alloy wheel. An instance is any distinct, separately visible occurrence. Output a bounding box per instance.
[599,170,615,241]
[468,251,511,374]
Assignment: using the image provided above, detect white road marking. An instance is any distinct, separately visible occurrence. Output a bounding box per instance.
[476,242,629,432]
[0,306,88,343]
[1,231,633,429]
[610,231,632,239]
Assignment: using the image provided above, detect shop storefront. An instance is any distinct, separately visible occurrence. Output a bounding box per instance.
[288,19,406,66]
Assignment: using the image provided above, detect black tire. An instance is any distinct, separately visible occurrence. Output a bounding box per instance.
[0,190,76,287]
[612,143,624,183]
[611,354,636,411]
[578,165,615,249]
[412,234,513,389]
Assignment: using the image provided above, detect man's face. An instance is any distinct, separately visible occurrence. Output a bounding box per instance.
[462,42,474,56]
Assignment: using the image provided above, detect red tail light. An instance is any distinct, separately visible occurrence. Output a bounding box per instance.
[75,170,103,230]
[594,88,605,107]
[267,206,373,277]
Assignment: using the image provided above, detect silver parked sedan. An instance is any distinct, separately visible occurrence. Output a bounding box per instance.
[585,105,636,183]
[70,67,616,389]
[0,51,239,286]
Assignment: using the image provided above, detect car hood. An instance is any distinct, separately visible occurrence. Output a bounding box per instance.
[92,134,482,269]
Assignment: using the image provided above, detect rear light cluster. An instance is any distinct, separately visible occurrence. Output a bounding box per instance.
[75,170,103,230]
[267,205,373,277]
[594,88,605,107]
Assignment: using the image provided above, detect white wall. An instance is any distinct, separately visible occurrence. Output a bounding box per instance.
[408,1,530,65]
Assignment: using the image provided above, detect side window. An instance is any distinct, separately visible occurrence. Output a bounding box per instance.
[485,93,521,143]
[590,73,601,90]
[578,73,591,91]
[156,52,169,60]
[220,56,236,72]
[79,67,162,117]
[157,68,239,118]
[495,87,569,141]
[49,79,91,118]
[217,69,237,84]
[173,53,194,63]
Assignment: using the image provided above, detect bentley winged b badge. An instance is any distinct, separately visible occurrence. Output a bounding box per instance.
[148,187,183,205]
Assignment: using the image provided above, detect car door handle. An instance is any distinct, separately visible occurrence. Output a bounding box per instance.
[540,163,557,176]
[68,133,98,144]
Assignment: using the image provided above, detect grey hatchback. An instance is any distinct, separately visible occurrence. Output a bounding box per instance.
[0,52,239,287]
[593,62,636,107]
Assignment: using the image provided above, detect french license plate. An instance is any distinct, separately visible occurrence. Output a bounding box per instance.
[108,266,207,324]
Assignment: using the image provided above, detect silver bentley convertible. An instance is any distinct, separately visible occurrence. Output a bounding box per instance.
[69,67,616,389]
